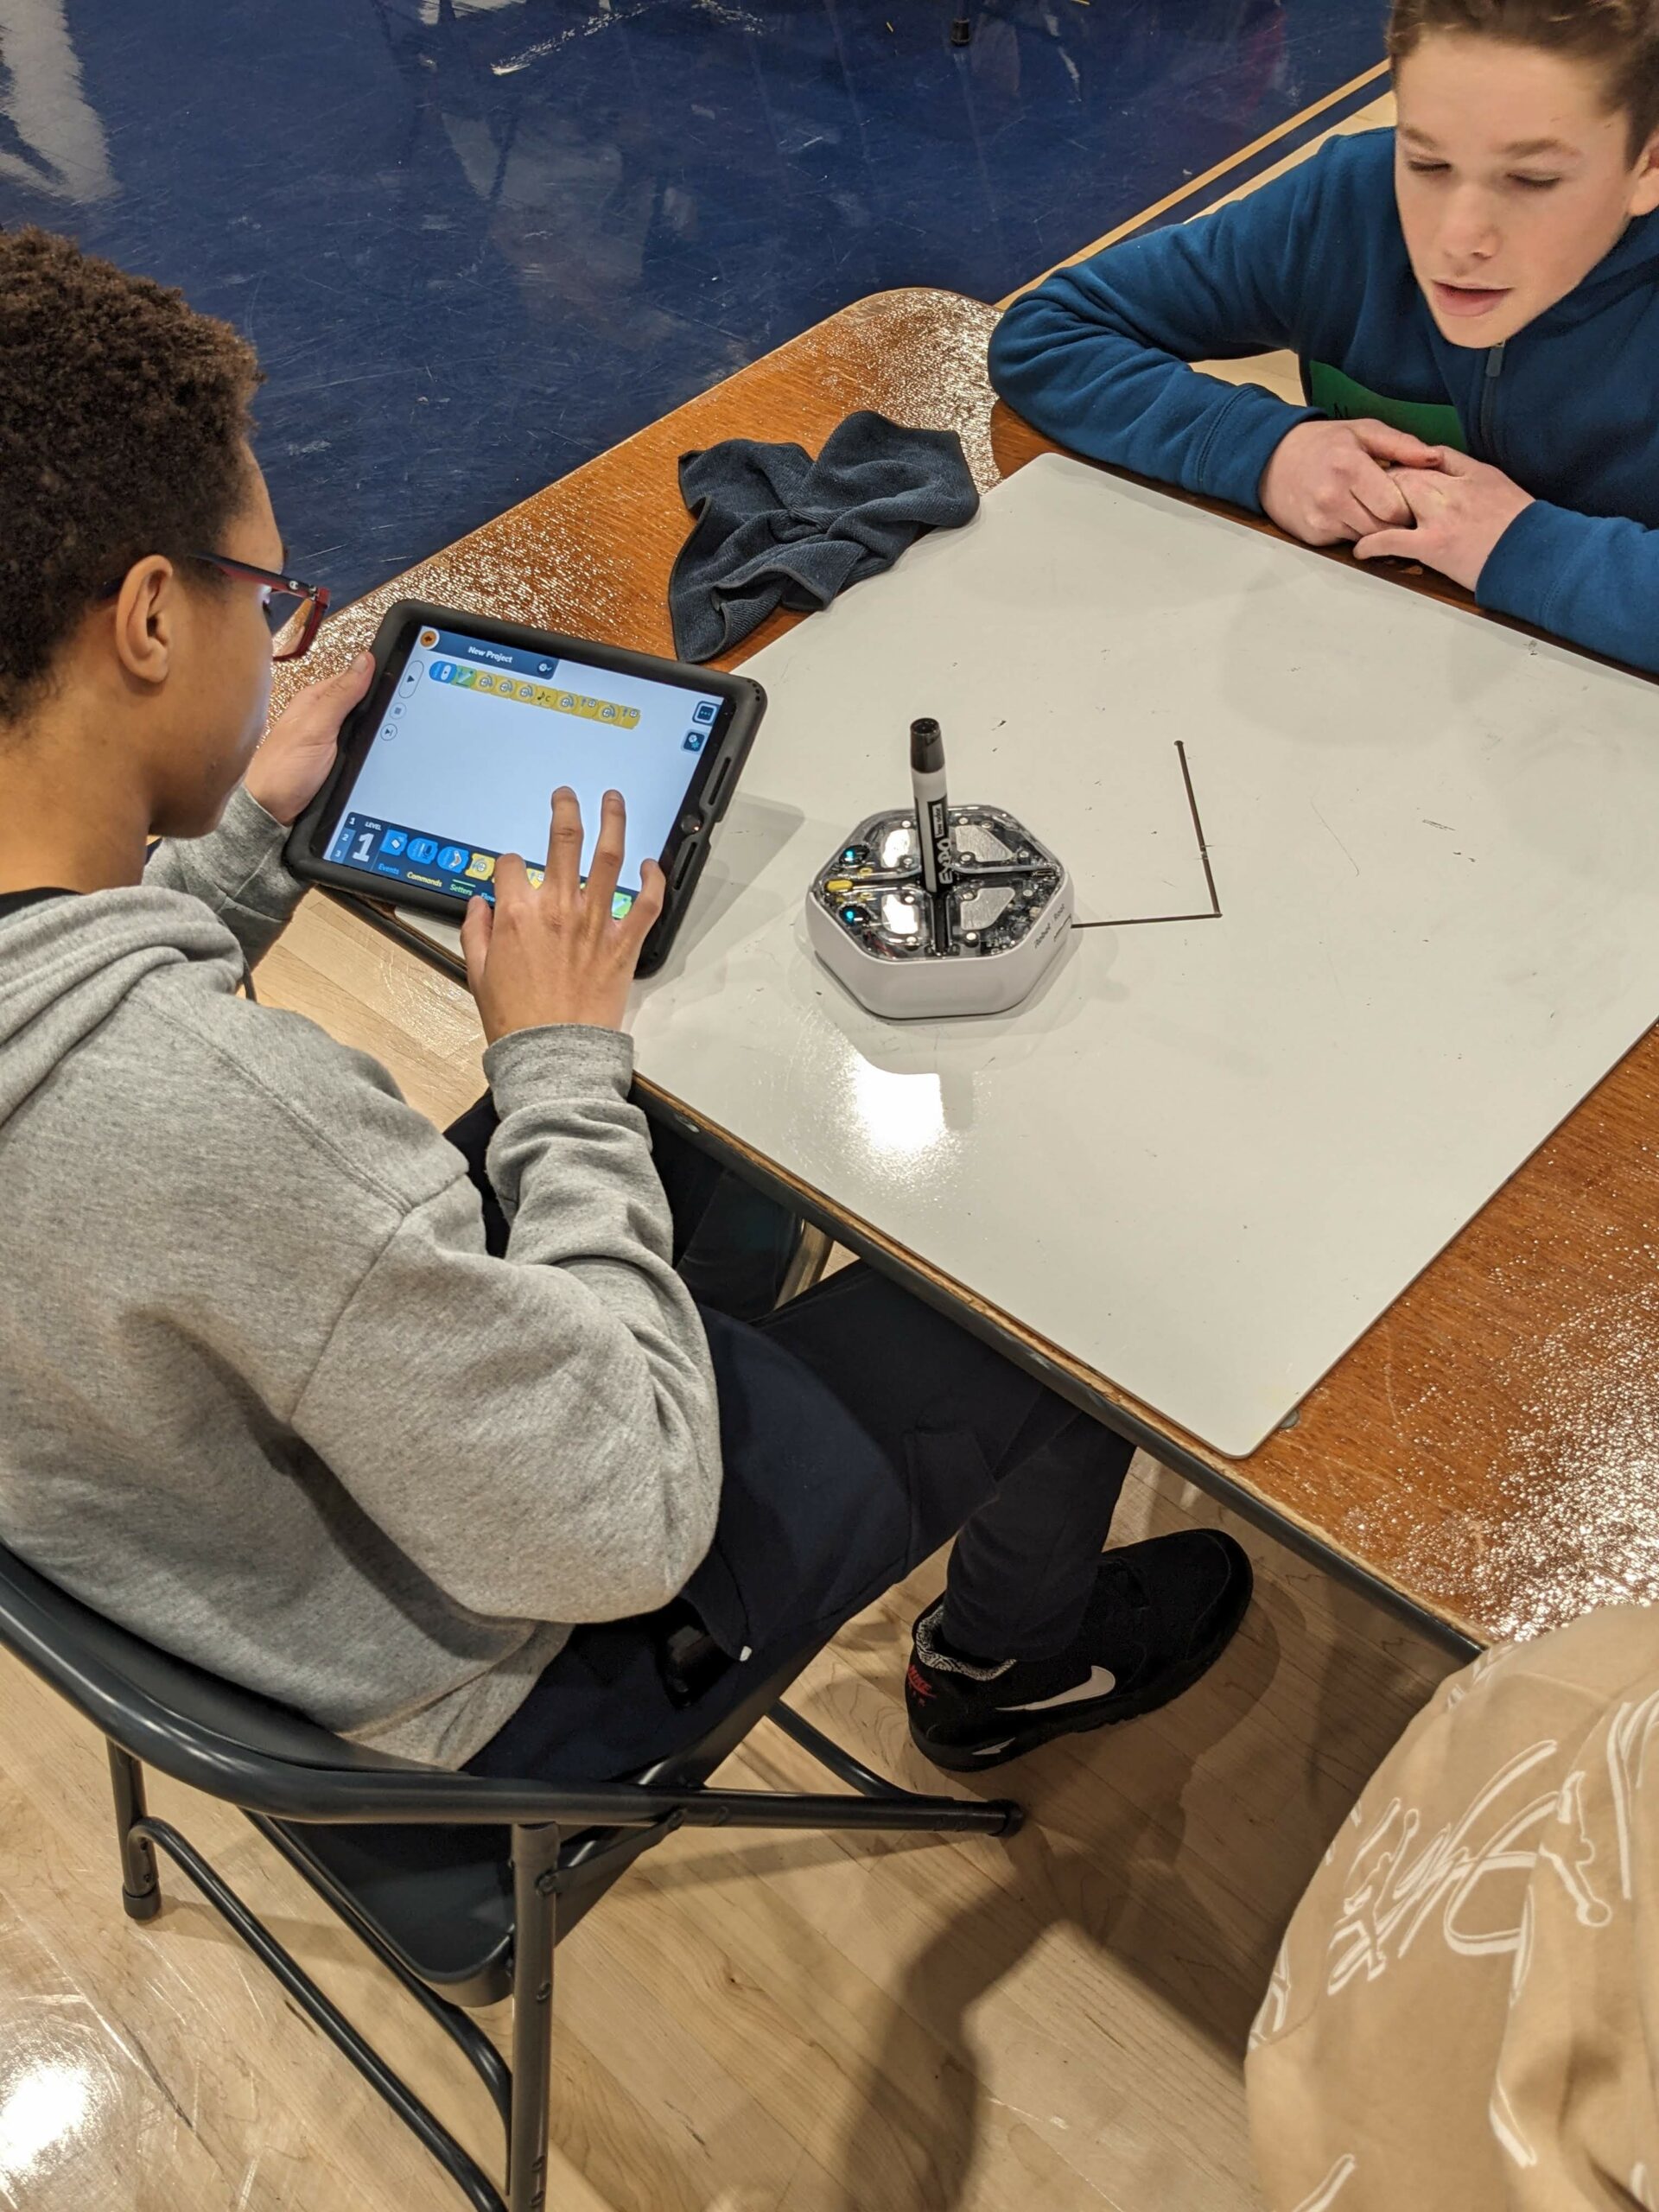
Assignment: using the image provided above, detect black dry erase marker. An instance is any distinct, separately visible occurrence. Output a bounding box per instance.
[911,716,949,899]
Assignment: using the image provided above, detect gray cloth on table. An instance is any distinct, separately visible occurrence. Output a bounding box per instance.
[668,410,980,662]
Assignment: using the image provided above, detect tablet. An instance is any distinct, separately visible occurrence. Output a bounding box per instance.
[285,599,766,974]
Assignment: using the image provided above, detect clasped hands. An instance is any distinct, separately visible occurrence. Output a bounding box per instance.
[1259,416,1533,593]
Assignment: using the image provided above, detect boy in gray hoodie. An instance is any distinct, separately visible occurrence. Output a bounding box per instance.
[0,229,1250,1779]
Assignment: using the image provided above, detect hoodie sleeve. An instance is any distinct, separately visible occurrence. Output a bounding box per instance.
[988,152,1339,512]
[289,1023,722,1626]
[144,785,304,963]
[1477,499,1659,676]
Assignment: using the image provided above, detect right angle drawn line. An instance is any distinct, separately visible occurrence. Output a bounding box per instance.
[1072,739,1224,931]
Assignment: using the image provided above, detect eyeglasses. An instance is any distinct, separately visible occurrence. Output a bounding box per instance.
[188,552,331,661]
[96,552,332,661]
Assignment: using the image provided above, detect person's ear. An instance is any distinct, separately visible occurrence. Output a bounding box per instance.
[111,556,177,690]
[1627,126,1659,218]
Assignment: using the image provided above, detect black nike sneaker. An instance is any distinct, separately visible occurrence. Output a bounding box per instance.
[905,1529,1254,1771]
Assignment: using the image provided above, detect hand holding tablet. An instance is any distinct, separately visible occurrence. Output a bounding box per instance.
[246,652,375,826]
[461,786,666,1041]
[285,600,766,975]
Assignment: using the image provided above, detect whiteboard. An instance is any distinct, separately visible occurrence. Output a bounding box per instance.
[404,455,1659,1455]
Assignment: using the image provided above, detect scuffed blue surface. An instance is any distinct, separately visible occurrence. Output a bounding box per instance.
[0,0,1383,603]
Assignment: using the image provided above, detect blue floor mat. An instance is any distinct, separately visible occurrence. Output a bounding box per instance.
[0,0,1385,605]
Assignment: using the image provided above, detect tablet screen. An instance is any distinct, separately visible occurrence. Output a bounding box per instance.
[322,623,727,912]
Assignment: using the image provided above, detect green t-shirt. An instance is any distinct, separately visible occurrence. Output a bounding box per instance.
[1304,359,1467,454]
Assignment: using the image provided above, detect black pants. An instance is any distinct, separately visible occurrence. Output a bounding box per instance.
[448,1099,1132,1783]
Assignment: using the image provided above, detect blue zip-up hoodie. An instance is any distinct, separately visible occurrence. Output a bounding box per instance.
[990,129,1659,672]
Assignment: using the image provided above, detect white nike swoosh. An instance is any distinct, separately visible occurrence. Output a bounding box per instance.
[1001,1666,1117,1714]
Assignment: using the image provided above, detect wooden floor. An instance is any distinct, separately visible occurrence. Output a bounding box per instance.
[0,1444,1455,2210]
[0,84,1471,2212]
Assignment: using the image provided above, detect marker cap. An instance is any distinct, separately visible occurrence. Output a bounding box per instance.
[910,717,944,775]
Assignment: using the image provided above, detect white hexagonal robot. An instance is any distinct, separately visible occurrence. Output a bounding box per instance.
[805,720,1072,1020]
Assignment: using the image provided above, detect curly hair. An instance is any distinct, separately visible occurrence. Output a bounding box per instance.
[0,228,263,721]
[1389,0,1659,157]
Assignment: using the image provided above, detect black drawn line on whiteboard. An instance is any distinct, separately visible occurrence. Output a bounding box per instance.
[1071,740,1224,931]
[1178,739,1223,917]
[1077,910,1219,930]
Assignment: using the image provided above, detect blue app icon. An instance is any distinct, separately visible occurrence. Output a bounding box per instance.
[430,662,454,683]
[692,701,717,724]
[407,837,439,864]
[379,829,408,855]
[436,845,469,874]
[683,729,707,753]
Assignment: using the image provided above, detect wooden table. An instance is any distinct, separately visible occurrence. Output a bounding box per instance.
[270,285,1659,1660]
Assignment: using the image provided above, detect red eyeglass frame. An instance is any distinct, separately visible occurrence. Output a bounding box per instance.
[99,553,332,661]
[188,552,332,661]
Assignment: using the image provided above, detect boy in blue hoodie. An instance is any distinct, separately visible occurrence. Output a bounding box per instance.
[990,0,1659,673]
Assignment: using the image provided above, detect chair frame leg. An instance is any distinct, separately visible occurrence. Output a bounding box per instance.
[246,1811,514,2139]
[106,1745,161,1920]
[773,1221,835,1308]
[130,1813,509,2212]
[769,1700,1025,1834]
[507,1824,562,2212]
[97,1725,1017,2212]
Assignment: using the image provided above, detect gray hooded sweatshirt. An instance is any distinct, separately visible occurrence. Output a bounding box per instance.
[0,786,721,1766]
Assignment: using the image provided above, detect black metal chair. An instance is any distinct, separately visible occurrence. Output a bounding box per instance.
[0,1541,1020,2212]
